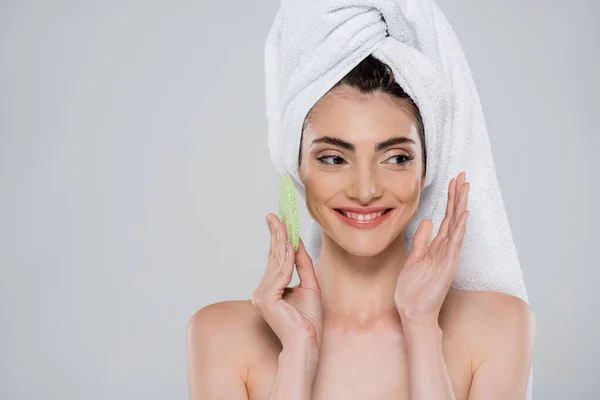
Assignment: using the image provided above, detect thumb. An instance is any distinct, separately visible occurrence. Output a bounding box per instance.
[295,238,320,292]
[406,219,433,266]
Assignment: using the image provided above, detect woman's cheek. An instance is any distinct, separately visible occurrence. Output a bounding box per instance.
[303,173,339,222]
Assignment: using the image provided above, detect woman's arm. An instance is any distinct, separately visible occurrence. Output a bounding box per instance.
[466,293,535,399]
[186,300,321,400]
[268,338,320,400]
[401,292,535,400]
[186,302,250,400]
[394,173,470,399]
[401,316,457,400]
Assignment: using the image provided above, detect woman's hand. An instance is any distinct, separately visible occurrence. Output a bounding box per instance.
[394,172,470,328]
[252,214,323,350]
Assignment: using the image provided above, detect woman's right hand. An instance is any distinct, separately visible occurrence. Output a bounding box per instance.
[252,213,323,350]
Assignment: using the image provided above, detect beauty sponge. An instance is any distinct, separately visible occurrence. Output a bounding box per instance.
[277,174,300,252]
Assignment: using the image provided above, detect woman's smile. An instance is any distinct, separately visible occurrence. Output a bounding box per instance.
[332,207,394,229]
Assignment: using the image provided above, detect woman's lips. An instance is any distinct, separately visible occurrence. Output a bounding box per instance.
[332,208,393,229]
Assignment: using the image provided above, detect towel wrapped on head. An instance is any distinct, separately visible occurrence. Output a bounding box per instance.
[264,0,531,396]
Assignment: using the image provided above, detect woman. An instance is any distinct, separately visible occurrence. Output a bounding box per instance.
[186,55,535,399]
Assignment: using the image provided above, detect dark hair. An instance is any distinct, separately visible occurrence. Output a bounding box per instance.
[299,54,426,177]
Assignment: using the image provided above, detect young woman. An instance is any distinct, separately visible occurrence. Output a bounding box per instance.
[186,55,535,400]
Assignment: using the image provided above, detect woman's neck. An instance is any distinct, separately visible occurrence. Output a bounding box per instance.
[314,233,409,332]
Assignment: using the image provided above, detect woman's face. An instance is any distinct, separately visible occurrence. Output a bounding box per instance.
[298,86,426,257]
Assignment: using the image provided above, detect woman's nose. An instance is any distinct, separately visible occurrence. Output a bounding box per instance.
[345,166,383,204]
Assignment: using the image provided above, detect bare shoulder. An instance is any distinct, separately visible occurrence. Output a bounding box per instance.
[187,299,280,345]
[444,288,536,367]
[187,299,258,331]
[186,300,279,393]
[453,289,535,329]
[187,299,253,339]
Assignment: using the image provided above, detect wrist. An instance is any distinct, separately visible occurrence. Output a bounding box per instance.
[271,342,320,400]
[397,306,439,330]
[284,331,322,351]
[278,343,320,389]
[402,318,443,345]
[281,339,320,362]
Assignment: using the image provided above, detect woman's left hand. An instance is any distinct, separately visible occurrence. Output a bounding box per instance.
[394,171,470,328]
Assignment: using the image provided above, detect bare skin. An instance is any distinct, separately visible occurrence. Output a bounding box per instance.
[187,289,532,399]
[186,87,535,399]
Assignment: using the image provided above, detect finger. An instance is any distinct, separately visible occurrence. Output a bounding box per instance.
[453,210,469,248]
[254,218,295,327]
[275,219,288,268]
[450,177,468,234]
[437,177,456,239]
[295,238,320,292]
[449,210,468,249]
[263,243,294,307]
[267,214,276,260]
[461,182,470,215]
[279,241,295,283]
[406,219,433,265]
[263,215,285,282]
[428,233,447,259]
[429,175,459,255]
[443,210,469,278]
[255,239,294,310]
[269,215,282,266]
[253,246,295,340]
[458,170,466,186]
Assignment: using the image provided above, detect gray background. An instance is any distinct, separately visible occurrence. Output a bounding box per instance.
[0,0,598,398]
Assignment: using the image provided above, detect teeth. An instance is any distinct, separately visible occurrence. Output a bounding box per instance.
[341,210,385,221]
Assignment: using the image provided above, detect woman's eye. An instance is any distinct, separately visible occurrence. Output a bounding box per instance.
[386,154,414,165]
[317,155,346,165]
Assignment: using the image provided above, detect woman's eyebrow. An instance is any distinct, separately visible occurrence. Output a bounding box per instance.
[375,136,416,151]
[311,135,415,152]
[311,136,355,150]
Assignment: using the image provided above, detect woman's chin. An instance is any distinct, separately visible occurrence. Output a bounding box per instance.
[338,237,391,257]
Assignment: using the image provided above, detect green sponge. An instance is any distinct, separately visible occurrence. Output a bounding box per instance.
[277,174,300,252]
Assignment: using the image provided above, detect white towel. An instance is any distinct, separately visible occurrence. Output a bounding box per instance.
[264,0,532,397]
